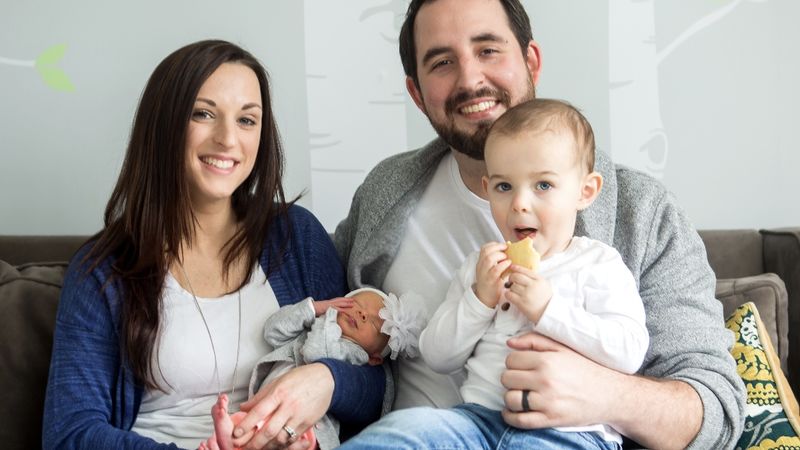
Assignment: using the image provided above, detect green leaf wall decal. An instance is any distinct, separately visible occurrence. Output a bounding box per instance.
[37,66,75,92]
[35,44,67,67]
[28,43,75,92]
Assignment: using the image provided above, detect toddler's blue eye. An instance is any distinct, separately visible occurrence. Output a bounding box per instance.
[536,181,552,191]
[496,182,512,192]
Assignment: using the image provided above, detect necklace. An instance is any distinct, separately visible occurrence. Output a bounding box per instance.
[177,262,242,397]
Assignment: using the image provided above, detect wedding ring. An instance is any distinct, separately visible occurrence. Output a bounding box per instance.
[521,389,532,412]
[282,425,298,441]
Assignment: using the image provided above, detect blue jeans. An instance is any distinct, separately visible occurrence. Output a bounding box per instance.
[339,403,621,449]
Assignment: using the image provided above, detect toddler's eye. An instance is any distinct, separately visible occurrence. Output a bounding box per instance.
[496,182,512,192]
[536,181,552,191]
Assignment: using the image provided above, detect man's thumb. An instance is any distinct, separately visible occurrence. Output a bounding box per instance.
[507,331,563,352]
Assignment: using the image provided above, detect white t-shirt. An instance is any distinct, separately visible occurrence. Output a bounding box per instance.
[131,265,277,449]
[382,151,502,409]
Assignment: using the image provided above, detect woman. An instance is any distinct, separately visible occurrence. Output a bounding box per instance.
[42,40,384,450]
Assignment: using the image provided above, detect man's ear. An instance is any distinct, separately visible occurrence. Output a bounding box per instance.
[367,353,384,366]
[525,40,542,86]
[577,171,603,211]
[406,76,426,113]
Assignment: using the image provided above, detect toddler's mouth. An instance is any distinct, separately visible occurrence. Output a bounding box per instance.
[514,227,537,241]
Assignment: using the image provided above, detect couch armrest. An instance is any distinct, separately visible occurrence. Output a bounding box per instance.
[761,228,800,391]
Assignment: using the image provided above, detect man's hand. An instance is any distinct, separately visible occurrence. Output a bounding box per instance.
[501,332,703,450]
[232,363,332,450]
[501,332,617,429]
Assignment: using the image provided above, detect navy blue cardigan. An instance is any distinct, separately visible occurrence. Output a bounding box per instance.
[43,205,384,449]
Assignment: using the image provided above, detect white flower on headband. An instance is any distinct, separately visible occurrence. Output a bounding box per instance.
[378,291,427,359]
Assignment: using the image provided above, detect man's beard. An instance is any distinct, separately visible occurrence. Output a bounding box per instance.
[426,82,535,161]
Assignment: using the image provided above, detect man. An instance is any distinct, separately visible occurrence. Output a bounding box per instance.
[334,0,745,448]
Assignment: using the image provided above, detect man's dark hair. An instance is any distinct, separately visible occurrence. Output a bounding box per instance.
[399,0,533,88]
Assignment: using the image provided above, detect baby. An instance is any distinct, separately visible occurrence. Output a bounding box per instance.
[202,287,426,450]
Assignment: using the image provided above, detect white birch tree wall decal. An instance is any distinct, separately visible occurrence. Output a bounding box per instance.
[609,0,765,178]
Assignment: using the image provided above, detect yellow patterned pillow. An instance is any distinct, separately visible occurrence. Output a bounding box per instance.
[727,302,800,449]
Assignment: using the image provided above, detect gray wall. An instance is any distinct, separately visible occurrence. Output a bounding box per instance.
[2,0,798,235]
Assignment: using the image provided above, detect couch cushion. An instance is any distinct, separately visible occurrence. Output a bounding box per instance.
[726,302,800,449]
[0,260,67,449]
[716,273,789,373]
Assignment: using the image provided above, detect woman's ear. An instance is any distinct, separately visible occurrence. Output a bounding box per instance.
[577,172,603,211]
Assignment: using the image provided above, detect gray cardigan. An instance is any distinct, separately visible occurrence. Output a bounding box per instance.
[334,138,746,449]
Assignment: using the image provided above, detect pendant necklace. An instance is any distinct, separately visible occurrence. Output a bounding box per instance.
[178,262,242,397]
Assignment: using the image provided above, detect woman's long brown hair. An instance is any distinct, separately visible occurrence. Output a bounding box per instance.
[85,40,290,389]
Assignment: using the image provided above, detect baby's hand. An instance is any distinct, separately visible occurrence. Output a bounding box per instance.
[313,297,354,316]
[504,265,552,324]
[473,242,512,309]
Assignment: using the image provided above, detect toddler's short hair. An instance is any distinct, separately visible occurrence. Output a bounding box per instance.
[488,98,596,173]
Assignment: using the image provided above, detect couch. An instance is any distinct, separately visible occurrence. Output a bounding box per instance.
[2,229,799,449]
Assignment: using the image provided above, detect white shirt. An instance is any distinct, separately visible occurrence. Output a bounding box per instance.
[131,265,277,449]
[382,152,503,409]
[419,236,649,443]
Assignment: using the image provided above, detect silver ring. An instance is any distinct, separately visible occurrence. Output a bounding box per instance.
[282,425,297,441]
[521,389,532,412]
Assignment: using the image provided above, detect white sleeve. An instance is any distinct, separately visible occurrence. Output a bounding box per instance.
[419,252,497,374]
[535,249,649,374]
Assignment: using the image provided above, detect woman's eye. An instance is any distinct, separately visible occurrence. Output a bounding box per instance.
[496,182,512,192]
[239,117,257,126]
[536,181,552,191]
[192,110,212,120]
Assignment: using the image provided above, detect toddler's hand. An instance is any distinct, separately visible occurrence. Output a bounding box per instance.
[473,242,512,309]
[504,265,552,323]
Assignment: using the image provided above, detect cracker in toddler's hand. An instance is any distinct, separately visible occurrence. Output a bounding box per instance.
[503,236,540,278]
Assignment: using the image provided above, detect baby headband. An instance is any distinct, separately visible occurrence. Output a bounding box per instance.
[347,287,427,359]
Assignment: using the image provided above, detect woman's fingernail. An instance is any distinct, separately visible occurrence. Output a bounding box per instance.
[233,428,243,437]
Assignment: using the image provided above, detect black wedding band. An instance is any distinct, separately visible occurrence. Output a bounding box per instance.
[521,389,532,412]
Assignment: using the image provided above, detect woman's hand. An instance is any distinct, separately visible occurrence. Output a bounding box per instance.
[232,363,333,450]
[312,297,354,317]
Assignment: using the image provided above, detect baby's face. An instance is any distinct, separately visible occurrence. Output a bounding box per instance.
[483,130,589,259]
[336,291,390,357]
